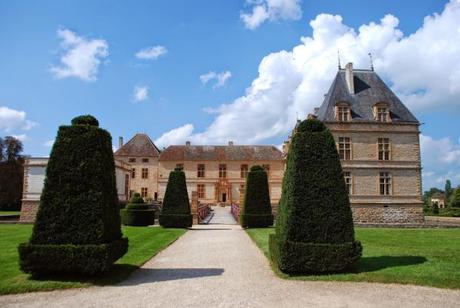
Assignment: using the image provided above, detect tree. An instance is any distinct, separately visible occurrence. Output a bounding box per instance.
[159,168,192,228]
[432,201,439,215]
[450,188,460,208]
[269,118,362,273]
[4,136,23,161]
[18,115,128,276]
[0,137,4,161]
[121,193,155,226]
[0,136,24,211]
[240,165,273,228]
[445,180,453,205]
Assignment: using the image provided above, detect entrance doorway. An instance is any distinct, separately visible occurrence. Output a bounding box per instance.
[221,193,227,203]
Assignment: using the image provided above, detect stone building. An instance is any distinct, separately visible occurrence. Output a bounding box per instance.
[430,192,446,209]
[298,63,424,224]
[158,142,284,205]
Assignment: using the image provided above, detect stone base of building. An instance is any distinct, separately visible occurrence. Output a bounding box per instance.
[351,205,424,224]
[19,200,39,223]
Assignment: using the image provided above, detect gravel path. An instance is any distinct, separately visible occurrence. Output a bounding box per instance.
[1,207,459,308]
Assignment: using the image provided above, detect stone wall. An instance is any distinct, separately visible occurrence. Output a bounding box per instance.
[19,200,39,223]
[352,205,424,224]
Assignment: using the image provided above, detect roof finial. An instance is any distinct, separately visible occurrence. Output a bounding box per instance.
[337,50,342,69]
[368,52,374,71]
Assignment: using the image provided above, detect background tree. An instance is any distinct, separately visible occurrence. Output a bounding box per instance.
[449,188,460,208]
[4,136,23,161]
[0,137,4,161]
[270,118,362,273]
[445,180,453,206]
[18,115,128,276]
[432,201,439,215]
[0,136,24,211]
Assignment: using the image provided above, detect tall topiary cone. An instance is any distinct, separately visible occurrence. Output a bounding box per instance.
[18,115,128,276]
[241,165,274,228]
[159,168,192,228]
[269,118,362,273]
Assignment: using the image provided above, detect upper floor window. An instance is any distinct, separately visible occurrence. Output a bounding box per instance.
[141,187,148,198]
[141,168,149,179]
[379,172,392,195]
[338,137,351,160]
[262,164,270,177]
[197,164,205,178]
[378,138,390,161]
[142,158,149,163]
[129,158,136,163]
[343,171,352,195]
[335,103,351,122]
[131,168,136,179]
[176,163,184,171]
[240,164,249,178]
[219,164,227,178]
[374,103,391,122]
[197,184,205,199]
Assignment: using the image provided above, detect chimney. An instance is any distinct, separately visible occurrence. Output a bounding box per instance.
[118,137,123,148]
[228,141,234,146]
[345,62,355,94]
[186,141,191,146]
[314,107,319,114]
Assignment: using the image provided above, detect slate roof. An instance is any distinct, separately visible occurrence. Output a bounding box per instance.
[114,133,161,157]
[159,145,283,161]
[316,69,419,124]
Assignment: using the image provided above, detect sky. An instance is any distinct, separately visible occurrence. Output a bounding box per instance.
[1,0,460,190]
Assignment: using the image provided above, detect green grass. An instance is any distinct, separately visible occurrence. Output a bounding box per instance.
[246,227,460,289]
[0,224,186,295]
[0,211,20,215]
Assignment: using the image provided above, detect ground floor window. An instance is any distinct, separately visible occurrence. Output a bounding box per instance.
[141,187,148,198]
[379,172,391,195]
[197,184,205,199]
[343,171,352,194]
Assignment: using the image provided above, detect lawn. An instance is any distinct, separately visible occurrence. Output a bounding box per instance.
[246,227,460,289]
[0,211,20,215]
[0,224,186,295]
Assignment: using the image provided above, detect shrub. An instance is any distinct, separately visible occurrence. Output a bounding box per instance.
[449,188,460,209]
[0,160,23,211]
[121,193,155,226]
[159,168,192,228]
[269,118,362,274]
[432,202,439,215]
[240,165,273,228]
[18,115,128,276]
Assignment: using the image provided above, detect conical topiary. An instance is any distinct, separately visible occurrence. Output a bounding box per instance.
[18,115,128,276]
[241,165,274,228]
[269,118,362,273]
[121,193,155,226]
[159,168,192,228]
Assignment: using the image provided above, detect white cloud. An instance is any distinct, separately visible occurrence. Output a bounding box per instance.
[135,45,167,60]
[11,134,27,141]
[132,86,149,102]
[199,70,232,88]
[50,28,109,81]
[240,0,302,30]
[0,106,37,132]
[155,124,194,148]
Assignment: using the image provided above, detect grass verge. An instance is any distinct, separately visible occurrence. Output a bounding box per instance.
[246,227,460,289]
[0,224,186,295]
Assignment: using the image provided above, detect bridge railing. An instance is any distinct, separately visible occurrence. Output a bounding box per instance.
[198,203,211,223]
[230,203,240,222]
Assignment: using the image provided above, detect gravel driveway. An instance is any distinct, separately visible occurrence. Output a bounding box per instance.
[1,206,459,308]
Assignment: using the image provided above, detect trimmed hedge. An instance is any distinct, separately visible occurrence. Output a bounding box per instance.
[241,165,273,228]
[121,193,155,226]
[18,115,128,276]
[270,118,362,273]
[159,168,192,228]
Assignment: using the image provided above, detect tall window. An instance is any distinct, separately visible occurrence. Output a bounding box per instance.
[377,107,389,122]
[219,164,227,178]
[338,137,351,160]
[379,172,391,195]
[240,164,249,178]
[343,172,352,195]
[176,163,183,171]
[141,187,148,198]
[337,106,350,122]
[378,138,390,160]
[131,168,136,179]
[197,184,205,199]
[197,164,205,178]
[141,168,149,179]
[262,164,270,177]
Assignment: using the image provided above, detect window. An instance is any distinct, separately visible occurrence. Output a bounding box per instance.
[219,164,227,178]
[343,172,352,195]
[141,168,149,179]
[197,164,205,178]
[240,164,249,178]
[176,163,183,171]
[131,168,136,179]
[197,184,205,199]
[142,158,149,163]
[337,106,350,122]
[141,187,148,198]
[338,137,351,160]
[129,158,136,163]
[262,164,270,177]
[379,172,391,195]
[378,138,390,161]
[154,192,158,201]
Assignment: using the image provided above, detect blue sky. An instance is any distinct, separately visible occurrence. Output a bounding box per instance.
[1,0,459,190]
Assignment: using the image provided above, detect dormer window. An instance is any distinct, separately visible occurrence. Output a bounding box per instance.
[335,102,351,122]
[373,103,391,122]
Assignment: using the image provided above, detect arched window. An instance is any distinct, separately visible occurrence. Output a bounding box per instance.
[373,102,391,122]
[335,102,351,122]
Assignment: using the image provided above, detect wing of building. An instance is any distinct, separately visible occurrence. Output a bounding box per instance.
[306,62,423,224]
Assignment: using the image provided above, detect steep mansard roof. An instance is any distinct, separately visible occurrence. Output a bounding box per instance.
[316,69,419,124]
[159,145,283,161]
[114,133,161,157]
